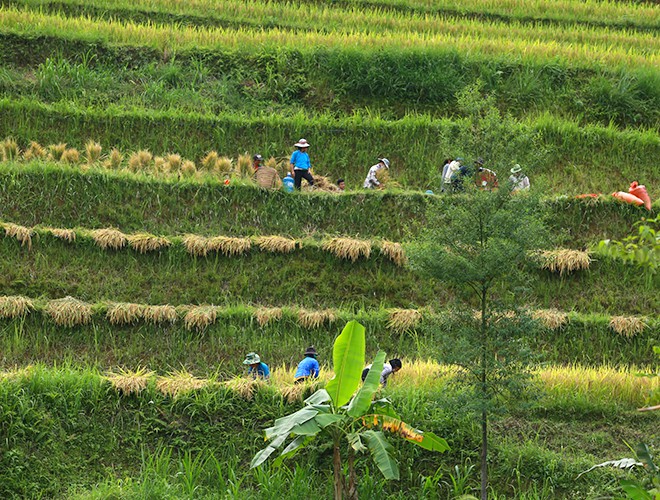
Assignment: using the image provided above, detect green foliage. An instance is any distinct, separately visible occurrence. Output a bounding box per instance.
[598,216,659,276]
[325,320,366,408]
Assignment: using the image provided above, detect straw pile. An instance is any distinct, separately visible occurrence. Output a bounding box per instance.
[165,153,182,171]
[128,233,171,253]
[609,316,647,338]
[106,148,123,169]
[298,309,336,329]
[48,143,66,161]
[85,140,102,164]
[183,234,210,257]
[387,308,422,333]
[156,370,209,397]
[180,160,197,177]
[0,295,34,319]
[3,223,33,249]
[106,367,154,396]
[47,227,76,243]
[142,305,178,324]
[45,297,93,327]
[184,305,218,331]
[537,249,591,275]
[308,175,340,192]
[23,141,47,161]
[323,237,372,262]
[381,241,407,266]
[91,228,127,250]
[215,156,232,174]
[531,309,569,330]
[207,236,251,256]
[254,307,283,326]
[106,302,144,325]
[61,148,80,164]
[255,235,297,253]
[200,151,219,171]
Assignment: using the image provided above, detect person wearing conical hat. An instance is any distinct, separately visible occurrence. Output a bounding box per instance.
[294,346,320,384]
[509,164,530,192]
[289,138,314,190]
[243,352,270,380]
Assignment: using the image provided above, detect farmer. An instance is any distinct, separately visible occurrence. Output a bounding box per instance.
[290,138,314,190]
[252,154,263,171]
[440,158,452,192]
[337,178,346,191]
[363,158,390,189]
[243,352,270,380]
[293,346,320,384]
[475,158,498,190]
[361,358,402,387]
[442,157,462,192]
[509,164,530,192]
[253,155,281,189]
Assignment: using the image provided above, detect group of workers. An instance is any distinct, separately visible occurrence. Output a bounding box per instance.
[243,348,402,387]
[441,157,530,193]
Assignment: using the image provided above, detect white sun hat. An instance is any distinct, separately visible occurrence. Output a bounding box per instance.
[294,138,310,148]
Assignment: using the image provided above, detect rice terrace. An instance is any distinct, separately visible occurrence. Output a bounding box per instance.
[0,0,659,498]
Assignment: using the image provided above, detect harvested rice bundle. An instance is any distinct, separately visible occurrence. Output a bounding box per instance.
[165,153,182,171]
[387,308,422,333]
[537,249,591,275]
[47,227,76,243]
[200,151,219,171]
[156,370,209,397]
[45,296,93,327]
[106,302,144,325]
[381,240,407,266]
[531,309,568,330]
[106,148,123,169]
[255,235,297,253]
[298,309,336,329]
[184,305,218,331]
[142,305,178,324]
[214,156,232,174]
[61,148,80,164]
[106,367,154,396]
[84,140,102,164]
[1,137,20,161]
[128,150,153,171]
[183,234,210,257]
[91,228,127,250]
[236,153,252,178]
[0,295,34,319]
[2,223,33,249]
[254,307,283,327]
[375,168,401,189]
[323,237,372,262]
[280,382,317,403]
[180,160,197,177]
[307,175,339,192]
[609,316,647,338]
[153,156,167,173]
[128,232,171,253]
[48,143,66,161]
[224,378,265,400]
[208,236,251,256]
[23,141,47,161]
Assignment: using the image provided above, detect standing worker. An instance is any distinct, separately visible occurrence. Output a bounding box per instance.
[290,138,314,190]
[243,352,270,380]
[363,158,390,189]
[293,346,320,384]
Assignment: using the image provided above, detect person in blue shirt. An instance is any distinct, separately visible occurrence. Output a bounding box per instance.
[243,352,270,380]
[294,346,320,384]
[289,138,314,190]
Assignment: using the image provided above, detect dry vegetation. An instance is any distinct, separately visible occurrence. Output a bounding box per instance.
[91,228,127,250]
[298,309,336,329]
[531,309,569,330]
[184,305,219,331]
[2,222,34,249]
[381,240,407,266]
[182,234,210,257]
[46,227,77,243]
[105,367,154,396]
[45,296,93,327]
[156,370,209,397]
[254,235,297,253]
[207,236,251,256]
[85,140,102,164]
[323,237,372,262]
[1,137,20,161]
[609,316,647,338]
[23,141,47,161]
[127,233,171,253]
[106,302,145,325]
[142,305,178,324]
[537,249,591,275]
[387,308,422,333]
[0,295,34,319]
[254,306,283,326]
[223,377,265,400]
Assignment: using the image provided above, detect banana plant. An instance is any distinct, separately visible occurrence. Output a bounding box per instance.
[251,320,449,500]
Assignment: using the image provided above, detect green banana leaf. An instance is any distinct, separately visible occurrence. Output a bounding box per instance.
[325,320,366,408]
[347,351,386,417]
[363,430,399,480]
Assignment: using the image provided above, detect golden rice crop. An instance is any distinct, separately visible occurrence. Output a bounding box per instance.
[106,148,123,169]
[387,308,422,333]
[236,153,252,178]
[265,156,279,170]
[254,235,297,253]
[105,367,154,396]
[200,151,219,171]
[156,370,209,397]
[182,234,210,257]
[48,143,66,161]
[128,150,153,171]
[180,160,197,177]
[84,140,102,164]
[45,296,93,327]
[106,302,145,325]
[184,305,218,331]
[609,316,647,338]
[142,304,178,324]
[308,175,339,192]
[531,309,569,330]
[127,232,171,253]
[23,141,47,161]
[381,240,407,266]
[279,382,318,403]
[165,153,182,171]
[1,137,20,161]
[323,237,371,262]
[153,156,167,173]
[224,377,265,400]
[214,156,232,173]
[0,295,34,319]
[61,147,80,164]
[537,249,591,275]
[47,227,76,243]
[254,306,283,326]
[91,228,127,250]
[2,222,33,249]
[298,309,336,329]
[207,236,251,256]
